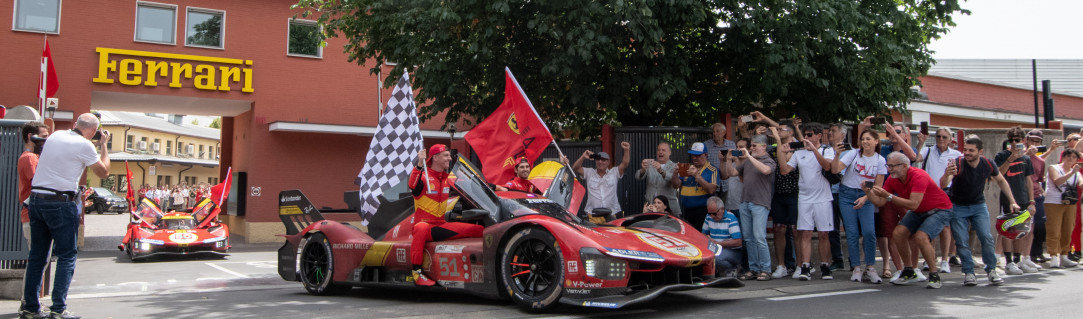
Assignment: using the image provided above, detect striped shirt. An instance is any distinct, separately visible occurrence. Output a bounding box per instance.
[702,211,742,248]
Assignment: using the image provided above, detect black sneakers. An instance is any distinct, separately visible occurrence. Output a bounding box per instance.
[891,268,921,285]
[820,263,834,280]
[926,272,942,289]
[798,264,812,281]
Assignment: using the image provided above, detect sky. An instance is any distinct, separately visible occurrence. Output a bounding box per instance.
[928,0,1083,59]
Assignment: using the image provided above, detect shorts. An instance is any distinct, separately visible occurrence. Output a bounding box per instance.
[771,193,799,226]
[797,201,834,231]
[876,204,905,238]
[897,209,952,240]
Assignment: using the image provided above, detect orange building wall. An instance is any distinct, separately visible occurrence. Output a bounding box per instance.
[919,75,1083,120]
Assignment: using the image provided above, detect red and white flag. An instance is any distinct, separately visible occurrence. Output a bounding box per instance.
[464,67,554,185]
[38,39,59,116]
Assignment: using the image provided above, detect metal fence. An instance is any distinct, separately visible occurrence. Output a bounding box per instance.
[614,127,713,216]
[0,119,29,268]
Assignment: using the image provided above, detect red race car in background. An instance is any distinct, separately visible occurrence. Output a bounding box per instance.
[277,155,740,312]
[120,197,230,261]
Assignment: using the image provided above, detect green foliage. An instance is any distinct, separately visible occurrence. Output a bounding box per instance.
[187,14,222,47]
[288,20,322,56]
[209,117,221,129]
[294,0,966,138]
[191,118,200,126]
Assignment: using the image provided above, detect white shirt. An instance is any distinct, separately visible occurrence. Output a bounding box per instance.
[838,151,888,189]
[583,167,623,215]
[919,146,963,188]
[787,148,835,203]
[1046,164,1080,204]
[31,130,99,193]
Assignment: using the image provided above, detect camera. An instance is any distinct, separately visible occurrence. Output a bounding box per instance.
[730,150,744,157]
[863,180,874,189]
[870,117,887,125]
[787,141,805,149]
[30,135,47,155]
[1037,145,1048,153]
[740,115,754,123]
[841,143,853,151]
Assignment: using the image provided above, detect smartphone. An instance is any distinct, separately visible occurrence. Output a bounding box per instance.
[841,143,853,151]
[863,181,874,189]
[731,150,744,157]
[677,163,692,177]
[1038,145,1048,153]
[1016,143,1025,150]
[740,115,754,123]
[870,117,887,125]
[920,121,929,136]
[1055,139,1068,144]
[787,141,805,149]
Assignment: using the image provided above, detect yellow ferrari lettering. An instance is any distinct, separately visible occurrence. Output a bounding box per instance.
[92,47,254,93]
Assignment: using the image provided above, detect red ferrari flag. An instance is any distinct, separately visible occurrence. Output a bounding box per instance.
[464,67,554,184]
[38,39,59,116]
[210,167,233,207]
[125,161,135,208]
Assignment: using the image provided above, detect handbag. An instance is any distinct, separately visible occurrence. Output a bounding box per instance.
[821,147,843,184]
[1061,169,1079,205]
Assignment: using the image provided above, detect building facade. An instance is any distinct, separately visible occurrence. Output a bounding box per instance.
[92,111,220,193]
[1,0,468,242]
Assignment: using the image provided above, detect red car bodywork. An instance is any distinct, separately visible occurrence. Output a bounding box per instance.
[121,198,230,260]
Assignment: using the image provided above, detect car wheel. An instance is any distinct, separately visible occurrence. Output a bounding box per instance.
[299,233,351,295]
[499,227,564,312]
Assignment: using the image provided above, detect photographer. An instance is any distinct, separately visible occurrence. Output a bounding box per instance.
[19,113,110,319]
[634,142,680,216]
[994,126,1037,276]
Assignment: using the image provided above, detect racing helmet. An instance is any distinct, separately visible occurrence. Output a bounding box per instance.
[996,210,1033,240]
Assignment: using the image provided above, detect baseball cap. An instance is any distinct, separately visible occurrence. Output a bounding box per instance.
[594,152,611,160]
[688,142,705,155]
[1027,129,1043,139]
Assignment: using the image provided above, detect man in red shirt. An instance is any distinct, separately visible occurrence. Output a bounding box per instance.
[18,121,50,243]
[494,157,541,194]
[867,152,953,289]
[408,144,484,286]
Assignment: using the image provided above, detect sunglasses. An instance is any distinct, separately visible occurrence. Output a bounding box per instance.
[895,129,903,134]
[803,133,815,137]
[936,135,951,140]
[1010,138,1023,142]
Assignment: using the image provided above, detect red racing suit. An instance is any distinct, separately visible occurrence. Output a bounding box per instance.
[503,177,542,194]
[408,166,483,267]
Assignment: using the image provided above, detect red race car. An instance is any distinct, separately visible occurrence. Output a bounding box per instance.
[277,155,740,311]
[120,198,230,261]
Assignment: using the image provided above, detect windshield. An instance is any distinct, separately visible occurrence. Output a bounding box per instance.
[164,217,196,230]
[450,156,500,217]
[93,187,116,197]
[501,198,583,224]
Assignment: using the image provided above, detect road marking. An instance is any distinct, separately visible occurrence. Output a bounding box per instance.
[68,283,298,299]
[206,262,250,278]
[540,309,656,318]
[766,289,880,301]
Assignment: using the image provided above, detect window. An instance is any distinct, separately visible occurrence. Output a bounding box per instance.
[13,0,61,34]
[166,140,172,156]
[153,138,161,154]
[126,135,134,151]
[106,134,114,151]
[209,147,214,160]
[185,7,224,49]
[135,2,177,44]
[178,142,185,156]
[287,19,321,58]
[199,144,205,159]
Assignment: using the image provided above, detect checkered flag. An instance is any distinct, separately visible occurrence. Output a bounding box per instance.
[356,71,423,225]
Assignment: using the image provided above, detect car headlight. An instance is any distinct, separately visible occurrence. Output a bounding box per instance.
[580,248,628,280]
[140,242,151,250]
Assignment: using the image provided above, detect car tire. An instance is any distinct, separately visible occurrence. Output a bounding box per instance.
[299,233,351,295]
[499,227,564,312]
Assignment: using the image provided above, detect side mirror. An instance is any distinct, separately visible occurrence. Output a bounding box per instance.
[590,208,612,217]
[448,208,490,222]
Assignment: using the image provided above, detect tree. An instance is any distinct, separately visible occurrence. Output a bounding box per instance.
[295,0,966,138]
[187,15,222,47]
[191,119,200,126]
[209,117,221,129]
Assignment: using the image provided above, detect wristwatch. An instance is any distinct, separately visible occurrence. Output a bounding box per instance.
[887,194,894,202]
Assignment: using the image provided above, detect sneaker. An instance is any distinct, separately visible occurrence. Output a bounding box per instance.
[19,309,45,319]
[793,265,812,279]
[926,272,942,289]
[889,270,901,283]
[1018,261,1038,273]
[820,264,833,280]
[851,267,863,282]
[830,260,845,271]
[939,260,951,273]
[1006,262,1024,275]
[949,256,961,266]
[772,265,788,279]
[988,271,1004,285]
[1050,255,1061,268]
[412,269,436,286]
[921,261,930,271]
[1070,252,1082,262]
[798,265,811,281]
[915,270,928,282]
[47,310,80,319]
[891,268,921,285]
[963,273,977,286]
[864,267,883,284]
[1021,258,1042,271]
[1061,255,1079,267]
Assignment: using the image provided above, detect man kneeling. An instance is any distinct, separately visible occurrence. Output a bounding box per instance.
[866,152,953,289]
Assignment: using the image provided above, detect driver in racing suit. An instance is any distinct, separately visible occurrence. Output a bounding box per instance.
[409,144,484,286]
[494,157,542,194]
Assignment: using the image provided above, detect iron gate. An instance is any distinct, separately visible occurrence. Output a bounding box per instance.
[0,119,30,268]
[614,127,713,216]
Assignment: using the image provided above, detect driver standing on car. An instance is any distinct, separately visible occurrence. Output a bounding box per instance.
[409,144,484,287]
[494,157,542,194]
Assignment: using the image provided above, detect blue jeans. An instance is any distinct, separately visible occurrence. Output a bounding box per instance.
[839,186,877,267]
[715,248,744,274]
[949,202,996,274]
[739,202,771,272]
[22,197,80,313]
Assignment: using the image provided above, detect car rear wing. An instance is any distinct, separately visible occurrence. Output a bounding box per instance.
[278,190,326,236]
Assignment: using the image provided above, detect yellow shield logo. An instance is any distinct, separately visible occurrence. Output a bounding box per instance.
[507,113,520,135]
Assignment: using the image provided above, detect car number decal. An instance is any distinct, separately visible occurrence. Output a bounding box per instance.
[169,232,198,244]
[635,233,701,258]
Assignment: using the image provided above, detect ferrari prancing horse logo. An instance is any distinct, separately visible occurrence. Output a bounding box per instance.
[507,113,520,135]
